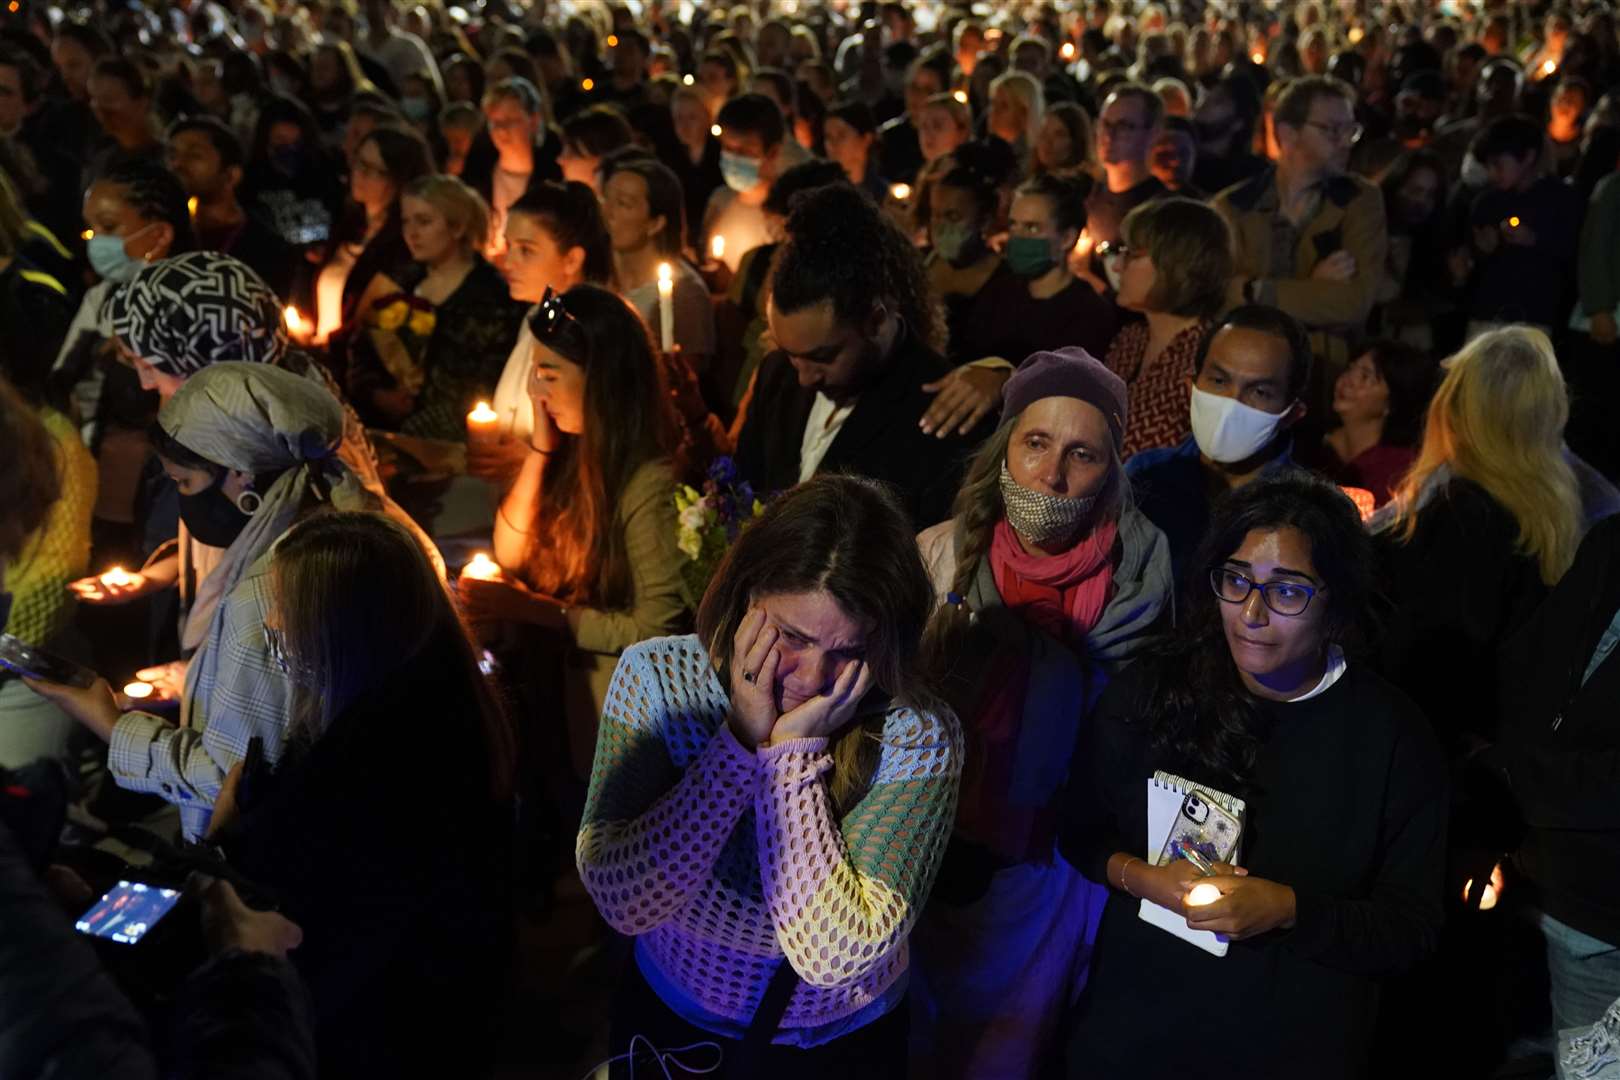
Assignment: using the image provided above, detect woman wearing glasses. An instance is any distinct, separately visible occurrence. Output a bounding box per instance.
[1058,470,1447,1078]
[1099,197,1233,461]
[460,284,685,781]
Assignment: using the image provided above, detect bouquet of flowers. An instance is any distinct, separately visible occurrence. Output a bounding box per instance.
[674,457,765,609]
[365,292,438,396]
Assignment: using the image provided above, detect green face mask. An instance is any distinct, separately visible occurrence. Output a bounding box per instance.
[1005,234,1057,278]
[933,221,981,265]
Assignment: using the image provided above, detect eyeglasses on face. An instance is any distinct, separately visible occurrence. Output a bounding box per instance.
[1208,566,1322,616]
[1303,120,1364,144]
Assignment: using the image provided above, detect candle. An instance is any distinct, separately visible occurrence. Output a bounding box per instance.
[1462,862,1505,911]
[1348,26,1364,44]
[283,305,307,340]
[683,73,694,86]
[466,400,500,447]
[187,196,198,217]
[952,89,968,104]
[100,566,140,589]
[1542,59,1557,76]
[1059,41,1076,61]
[581,77,595,91]
[81,228,93,241]
[710,123,722,137]
[710,234,726,263]
[1251,50,1265,64]
[656,262,675,353]
[890,182,912,202]
[1508,216,1521,228]
[1339,486,1376,522]
[122,680,155,700]
[1185,882,1222,907]
[461,552,502,581]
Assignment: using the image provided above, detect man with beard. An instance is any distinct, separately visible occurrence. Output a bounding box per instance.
[1352,70,1448,181]
[1212,76,1387,420]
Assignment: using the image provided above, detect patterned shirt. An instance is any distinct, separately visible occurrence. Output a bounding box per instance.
[576,635,962,1045]
[1103,320,1210,461]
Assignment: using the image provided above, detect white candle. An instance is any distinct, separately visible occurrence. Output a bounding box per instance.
[122,680,154,700]
[657,262,675,353]
[283,305,307,341]
[1185,882,1222,907]
[890,183,912,202]
[461,552,502,581]
[710,235,726,264]
[466,400,499,446]
[1060,42,1076,61]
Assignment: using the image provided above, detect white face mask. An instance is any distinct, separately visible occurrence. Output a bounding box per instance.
[1189,385,1289,464]
[1460,152,1487,188]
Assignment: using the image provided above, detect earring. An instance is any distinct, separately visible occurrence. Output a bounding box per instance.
[235,486,263,516]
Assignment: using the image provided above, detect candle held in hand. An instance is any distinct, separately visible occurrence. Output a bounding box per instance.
[461,552,502,581]
[710,234,726,263]
[1185,882,1223,907]
[122,680,155,700]
[890,182,912,202]
[657,262,675,353]
[1060,42,1076,61]
[283,305,307,340]
[100,566,139,589]
[466,401,500,447]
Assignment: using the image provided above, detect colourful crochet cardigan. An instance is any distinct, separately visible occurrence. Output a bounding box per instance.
[577,634,962,1042]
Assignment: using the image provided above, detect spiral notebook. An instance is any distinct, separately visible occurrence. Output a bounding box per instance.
[1138,771,1247,957]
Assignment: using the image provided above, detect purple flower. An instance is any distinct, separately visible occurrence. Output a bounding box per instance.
[706,456,739,487]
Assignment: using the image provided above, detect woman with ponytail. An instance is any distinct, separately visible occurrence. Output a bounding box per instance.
[910,348,1172,1079]
[577,474,962,1077]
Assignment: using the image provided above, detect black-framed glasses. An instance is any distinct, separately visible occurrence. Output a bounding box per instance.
[1208,566,1322,616]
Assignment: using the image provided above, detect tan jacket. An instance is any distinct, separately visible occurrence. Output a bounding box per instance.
[1212,167,1388,377]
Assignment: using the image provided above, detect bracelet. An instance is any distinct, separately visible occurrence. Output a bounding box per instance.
[1118,856,1143,898]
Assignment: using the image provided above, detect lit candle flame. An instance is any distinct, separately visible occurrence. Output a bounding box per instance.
[1508,216,1521,228]
[467,401,498,424]
[283,305,305,336]
[122,680,155,700]
[100,566,138,589]
[953,89,968,104]
[1348,26,1364,44]
[710,123,722,137]
[1185,882,1222,907]
[606,34,618,47]
[81,228,93,241]
[1252,50,1265,64]
[683,73,694,86]
[1340,486,1376,522]
[890,183,912,201]
[187,196,198,217]
[1060,42,1076,61]
[710,235,726,261]
[1462,863,1506,911]
[1542,59,1557,75]
[657,262,673,286]
[581,77,595,91]
[461,552,501,581]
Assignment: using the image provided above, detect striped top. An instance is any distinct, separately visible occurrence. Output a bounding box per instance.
[577,635,962,1045]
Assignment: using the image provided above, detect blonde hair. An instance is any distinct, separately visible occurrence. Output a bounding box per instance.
[1390,326,1581,585]
[403,173,490,253]
[989,69,1044,148]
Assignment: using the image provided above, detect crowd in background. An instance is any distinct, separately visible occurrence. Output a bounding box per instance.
[1,0,1620,1077]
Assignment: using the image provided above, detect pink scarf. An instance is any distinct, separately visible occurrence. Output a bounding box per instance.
[990,516,1118,643]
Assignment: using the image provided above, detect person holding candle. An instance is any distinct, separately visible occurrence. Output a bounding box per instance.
[702,93,788,274]
[30,362,380,840]
[909,349,1172,1079]
[599,152,715,373]
[472,180,614,483]
[577,474,962,1076]
[1058,470,1447,1079]
[343,174,527,438]
[461,284,685,782]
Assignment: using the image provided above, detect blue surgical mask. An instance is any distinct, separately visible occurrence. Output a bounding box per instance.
[88,234,139,282]
[720,149,762,192]
[401,96,432,122]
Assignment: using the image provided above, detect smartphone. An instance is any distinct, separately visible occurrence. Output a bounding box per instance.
[0,633,96,688]
[1157,789,1243,869]
[75,880,184,945]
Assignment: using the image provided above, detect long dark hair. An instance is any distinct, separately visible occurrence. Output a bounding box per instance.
[271,511,516,802]
[1135,471,1375,787]
[695,474,942,814]
[525,285,677,607]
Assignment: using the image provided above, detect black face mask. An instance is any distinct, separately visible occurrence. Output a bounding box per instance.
[179,475,258,548]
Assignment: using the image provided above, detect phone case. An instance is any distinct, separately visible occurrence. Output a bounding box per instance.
[1157,788,1243,869]
[0,634,95,688]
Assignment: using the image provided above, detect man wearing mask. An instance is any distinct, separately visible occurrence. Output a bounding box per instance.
[701,93,787,274]
[1126,305,1310,582]
[735,183,982,527]
[166,117,295,301]
[1084,83,1168,282]
[1212,76,1386,417]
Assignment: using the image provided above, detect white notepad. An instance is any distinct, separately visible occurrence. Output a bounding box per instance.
[1137,771,1247,957]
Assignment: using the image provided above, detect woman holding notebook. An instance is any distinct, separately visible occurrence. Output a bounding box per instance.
[1058,471,1448,1079]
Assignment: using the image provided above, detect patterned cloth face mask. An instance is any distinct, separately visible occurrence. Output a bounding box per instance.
[998,460,1100,548]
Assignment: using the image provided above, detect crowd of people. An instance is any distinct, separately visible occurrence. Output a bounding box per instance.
[1,0,1619,1077]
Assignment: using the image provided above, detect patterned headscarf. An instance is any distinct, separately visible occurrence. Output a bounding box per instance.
[103,251,288,375]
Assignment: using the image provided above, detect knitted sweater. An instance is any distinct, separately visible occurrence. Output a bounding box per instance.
[6,408,95,646]
[577,635,962,1044]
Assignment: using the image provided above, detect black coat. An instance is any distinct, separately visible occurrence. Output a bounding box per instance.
[222,628,512,1077]
[734,331,985,528]
[459,127,564,208]
[1488,512,1620,946]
